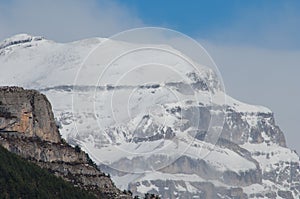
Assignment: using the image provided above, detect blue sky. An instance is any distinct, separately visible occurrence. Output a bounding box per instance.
[0,0,299,152]
[113,0,300,49]
[1,0,299,49]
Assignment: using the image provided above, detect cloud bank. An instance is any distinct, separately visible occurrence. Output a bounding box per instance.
[0,0,143,42]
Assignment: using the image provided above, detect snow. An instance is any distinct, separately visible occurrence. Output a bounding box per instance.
[243,180,287,199]
[112,173,143,190]
[114,171,229,189]
[137,183,159,194]
[243,183,266,194]
[242,114,259,127]
[242,142,299,169]
[185,182,198,193]
[224,94,271,113]
[183,136,257,172]
[0,33,42,49]
[0,33,292,197]
[79,129,257,174]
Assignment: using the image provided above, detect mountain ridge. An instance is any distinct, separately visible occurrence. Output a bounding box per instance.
[0,34,299,198]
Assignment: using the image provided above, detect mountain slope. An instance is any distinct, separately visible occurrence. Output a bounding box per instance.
[0,34,299,198]
[0,145,96,199]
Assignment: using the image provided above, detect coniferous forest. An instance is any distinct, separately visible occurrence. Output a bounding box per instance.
[0,146,96,199]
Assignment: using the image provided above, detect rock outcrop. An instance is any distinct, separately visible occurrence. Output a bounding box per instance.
[0,86,131,199]
[0,86,60,143]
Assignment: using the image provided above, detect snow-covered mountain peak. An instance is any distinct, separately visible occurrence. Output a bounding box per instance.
[0,33,298,198]
[0,33,45,49]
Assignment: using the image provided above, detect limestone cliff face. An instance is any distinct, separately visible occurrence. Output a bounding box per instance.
[0,86,60,143]
[0,86,131,199]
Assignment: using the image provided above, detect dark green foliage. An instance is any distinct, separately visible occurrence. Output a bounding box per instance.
[128,190,133,196]
[60,138,67,145]
[85,153,98,169]
[0,146,96,199]
[123,190,133,196]
[75,145,81,153]
[144,193,160,199]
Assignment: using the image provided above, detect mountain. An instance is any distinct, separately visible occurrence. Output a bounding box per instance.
[0,34,299,198]
[0,86,132,198]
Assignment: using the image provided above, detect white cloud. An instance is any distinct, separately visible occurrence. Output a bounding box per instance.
[0,0,144,42]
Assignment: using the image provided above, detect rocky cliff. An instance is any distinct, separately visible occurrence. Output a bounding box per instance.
[0,86,131,199]
[0,86,60,142]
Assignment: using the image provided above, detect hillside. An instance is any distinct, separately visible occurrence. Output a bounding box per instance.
[0,145,96,199]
